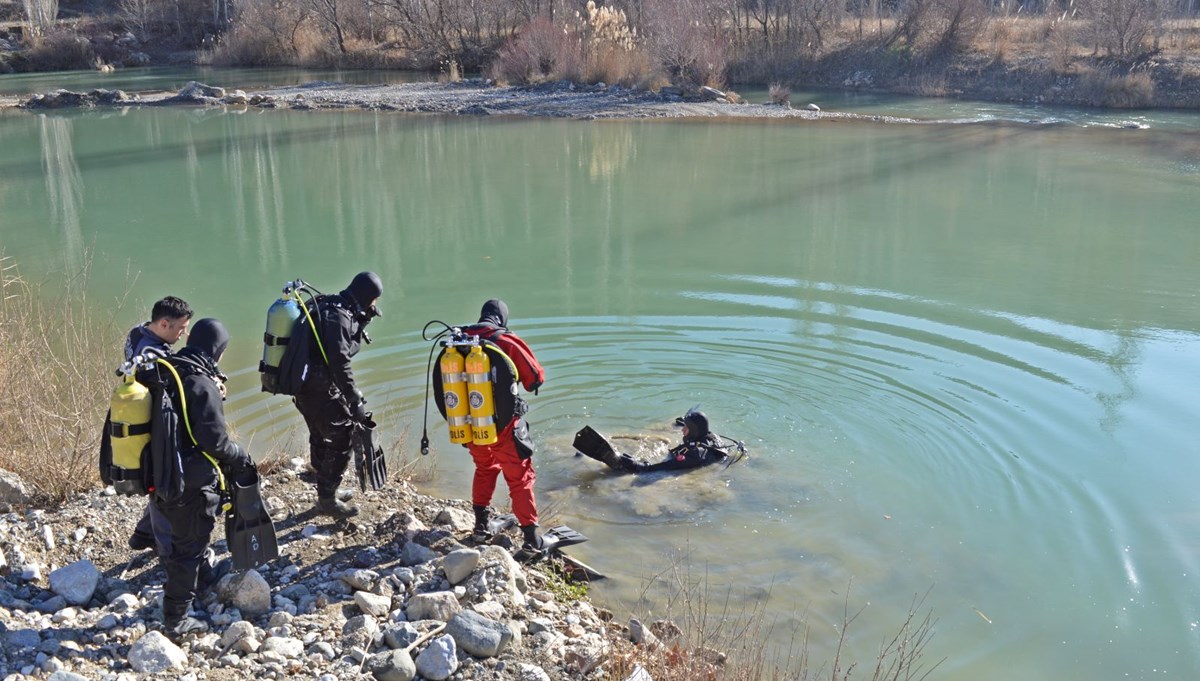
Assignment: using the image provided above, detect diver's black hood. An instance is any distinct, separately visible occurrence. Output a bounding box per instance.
[342,271,383,315]
[682,410,710,443]
[178,318,229,369]
[478,299,509,329]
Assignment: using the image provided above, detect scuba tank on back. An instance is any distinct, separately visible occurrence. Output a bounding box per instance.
[465,344,498,445]
[107,367,152,495]
[259,294,303,393]
[259,279,325,395]
[439,347,472,444]
[422,322,522,454]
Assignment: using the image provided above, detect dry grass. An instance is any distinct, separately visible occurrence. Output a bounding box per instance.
[607,552,941,680]
[1075,66,1155,107]
[0,254,126,504]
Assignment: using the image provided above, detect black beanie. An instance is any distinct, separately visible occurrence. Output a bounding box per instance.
[186,318,230,363]
[344,271,383,311]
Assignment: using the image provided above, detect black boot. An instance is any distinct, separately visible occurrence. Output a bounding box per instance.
[470,505,491,543]
[514,524,544,563]
[314,491,359,518]
[162,601,208,643]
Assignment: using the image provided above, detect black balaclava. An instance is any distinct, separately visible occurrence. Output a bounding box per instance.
[180,318,229,370]
[478,299,509,329]
[343,271,383,316]
[682,410,710,443]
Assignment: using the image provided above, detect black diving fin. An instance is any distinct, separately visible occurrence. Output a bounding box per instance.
[573,426,623,470]
[353,418,388,492]
[540,525,588,553]
[224,469,279,571]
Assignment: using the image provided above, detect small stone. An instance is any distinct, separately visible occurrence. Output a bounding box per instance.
[341,569,379,591]
[406,591,461,622]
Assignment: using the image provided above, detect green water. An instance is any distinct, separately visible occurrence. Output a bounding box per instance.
[2,99,1199,680]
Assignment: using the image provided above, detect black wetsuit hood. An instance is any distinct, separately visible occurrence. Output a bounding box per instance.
[342,271,383,318]
[177,318,229,372]
[478,299,509,330]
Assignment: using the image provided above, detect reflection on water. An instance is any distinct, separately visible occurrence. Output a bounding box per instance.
[2,106,1200,681]
[37,115,84,268]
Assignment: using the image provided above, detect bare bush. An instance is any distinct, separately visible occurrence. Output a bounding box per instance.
[0,254,124,504]
[23,29,94,70]
[1078,0,1165,57]
[209,0,321,65]
[489,16,583,84]
[375,0,524,69]
[769,81,791,104]
[889,0,990,58]
[642,0,730,88]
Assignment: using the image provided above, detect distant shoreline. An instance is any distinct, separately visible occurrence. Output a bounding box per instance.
[0,79,957,124]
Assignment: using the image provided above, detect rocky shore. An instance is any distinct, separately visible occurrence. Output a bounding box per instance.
[0,461,673,681]
[6,79,926,124]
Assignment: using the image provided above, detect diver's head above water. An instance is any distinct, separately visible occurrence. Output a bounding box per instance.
[676,409,710,443]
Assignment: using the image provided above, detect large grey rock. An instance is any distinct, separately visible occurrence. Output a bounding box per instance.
[224,570,271,615]
[178,81,226,100]
[5,629,41,649]
[47,672,90,681]
[433,507,473,531]
[48,559,101,605]
[261,636,304,658]
[400,541,439,566]
[517,664,552,681]
[383,622,420,649]
[343,614,380,649]
[446,609,513,658]
[629,617,661,648]
[370,648,417,681]
[442,549,480,585]
[341,569,379,591]
[355,591,392,617]
[221,620,257,647]
[128,631,188,673]
[405,591,461,622]
[414,634,458,680]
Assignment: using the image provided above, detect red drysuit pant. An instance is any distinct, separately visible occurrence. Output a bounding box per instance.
[469,421,538,527]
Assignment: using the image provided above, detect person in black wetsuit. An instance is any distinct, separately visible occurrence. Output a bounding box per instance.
[152,319,254,641]
[574,410,735,474]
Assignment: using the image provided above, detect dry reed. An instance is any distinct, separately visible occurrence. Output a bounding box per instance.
[0,254,125,504]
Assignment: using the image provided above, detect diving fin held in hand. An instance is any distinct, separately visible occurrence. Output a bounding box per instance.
[225,468,279,571]
[573,426,623,470]
[352,417,388,492]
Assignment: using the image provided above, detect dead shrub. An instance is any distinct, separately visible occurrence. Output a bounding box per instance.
[23,29,94,71]
[768,81,791,105]
[209,0,324,66]
[1076,66,1154,107]
[0,254,124,505]
[489,16,583,85]
[1078,0,1162,58]
[642,0,729,88]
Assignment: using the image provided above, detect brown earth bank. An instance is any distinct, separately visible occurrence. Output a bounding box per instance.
[0,461,694,680]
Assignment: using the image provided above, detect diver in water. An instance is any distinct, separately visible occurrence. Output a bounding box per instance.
[573,409,746,474]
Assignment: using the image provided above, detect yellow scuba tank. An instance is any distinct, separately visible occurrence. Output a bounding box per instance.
[465,344,498,445]
[439,348,472,445]
[109,374,151,495]
[260,293,303,393]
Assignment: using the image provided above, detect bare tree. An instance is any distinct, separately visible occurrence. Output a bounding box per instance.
[22,0,58,37]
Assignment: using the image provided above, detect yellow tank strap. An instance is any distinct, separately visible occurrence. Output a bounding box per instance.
[293,289,331,368]
[155,359,227,493]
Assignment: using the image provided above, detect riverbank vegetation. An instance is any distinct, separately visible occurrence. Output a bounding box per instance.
[2,0,1199,107]
[0,254,118,503]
